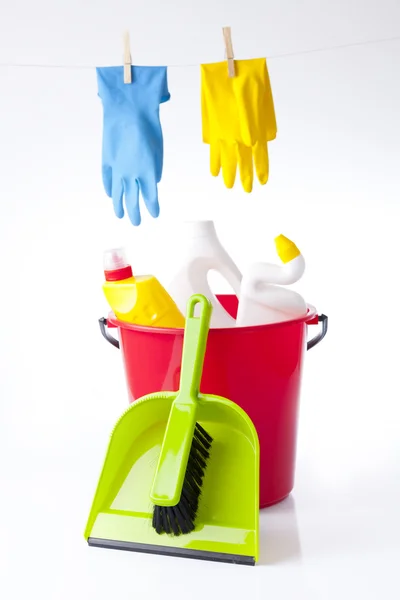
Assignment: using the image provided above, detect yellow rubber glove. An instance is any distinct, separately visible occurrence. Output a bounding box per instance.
[201,57,277,193]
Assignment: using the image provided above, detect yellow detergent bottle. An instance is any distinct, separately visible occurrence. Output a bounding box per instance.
[102,248,185,328]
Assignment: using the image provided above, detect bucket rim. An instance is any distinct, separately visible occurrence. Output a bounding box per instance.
[107,299,318,335]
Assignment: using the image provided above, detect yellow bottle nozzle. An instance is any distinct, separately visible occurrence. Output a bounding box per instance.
[274,234,301,264]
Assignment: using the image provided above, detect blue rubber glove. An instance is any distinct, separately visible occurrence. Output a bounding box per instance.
[96,66,170,226]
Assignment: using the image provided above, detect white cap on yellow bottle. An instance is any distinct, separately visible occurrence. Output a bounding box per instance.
[103,247,134,281]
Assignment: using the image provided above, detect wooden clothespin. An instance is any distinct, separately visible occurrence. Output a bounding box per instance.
[222,26,235,78]
[123,30,132,84]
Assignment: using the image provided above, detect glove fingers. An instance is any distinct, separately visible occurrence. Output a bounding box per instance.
[210,142,221,177]
[237,144,253,193]
[220,141,237,189]
[139,177,160,219]
[253,142,269,185]
[112,178,124,218]
[124,178,141,226]
[102,165,112,197]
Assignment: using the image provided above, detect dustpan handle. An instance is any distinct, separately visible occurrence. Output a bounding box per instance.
[179,294,212,398]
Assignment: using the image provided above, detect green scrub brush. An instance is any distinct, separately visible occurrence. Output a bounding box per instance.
[150,294,214,535]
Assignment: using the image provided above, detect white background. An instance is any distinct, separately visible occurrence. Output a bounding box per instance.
[1,0,400,598]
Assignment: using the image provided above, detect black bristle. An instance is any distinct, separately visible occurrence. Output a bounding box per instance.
[185,470,202,495]
[191,438,210,459]
[153,506,162,534]
[181,485,195,504]
[196,423,213,444]
[190,465,203,487]
[152,422,213,536]
[189,451,207,471]
[181,489,198,519]
[173,504,188,534]
[161,508,170,534]
[178,496,194,528]
[195,431,212,451]
[167,507,180,536]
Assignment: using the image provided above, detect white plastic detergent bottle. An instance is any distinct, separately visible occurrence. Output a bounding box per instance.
[166,220,242,328]
[236,234,307,327]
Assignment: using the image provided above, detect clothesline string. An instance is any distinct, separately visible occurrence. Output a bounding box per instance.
[0,34,399,70]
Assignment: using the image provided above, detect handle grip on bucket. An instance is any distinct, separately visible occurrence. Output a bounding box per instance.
[99,317,120,349]
[307,314,328,351]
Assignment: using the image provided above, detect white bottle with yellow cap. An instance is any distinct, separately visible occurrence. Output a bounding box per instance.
[236,235,307,327]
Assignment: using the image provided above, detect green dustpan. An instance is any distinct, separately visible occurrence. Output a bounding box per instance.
[84,294,260,565]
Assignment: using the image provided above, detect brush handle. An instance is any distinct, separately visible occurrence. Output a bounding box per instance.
[150,294,212,507]
[179,294,212,399]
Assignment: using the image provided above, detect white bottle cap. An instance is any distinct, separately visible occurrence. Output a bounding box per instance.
[103,247,129,272]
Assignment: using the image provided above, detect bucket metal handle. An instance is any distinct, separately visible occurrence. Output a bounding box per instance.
[99,317,120,349]
[99,313,328,352]
[307,314,328,351]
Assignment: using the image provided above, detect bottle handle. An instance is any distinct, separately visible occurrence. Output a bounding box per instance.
[207,260,242,314]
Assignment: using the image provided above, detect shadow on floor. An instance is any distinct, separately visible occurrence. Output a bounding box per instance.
[258,495,302,565]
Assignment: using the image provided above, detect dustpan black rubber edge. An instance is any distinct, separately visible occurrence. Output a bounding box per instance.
[88,537,255,566]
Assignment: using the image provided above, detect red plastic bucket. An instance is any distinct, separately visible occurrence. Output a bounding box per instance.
[99,295,328,508]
